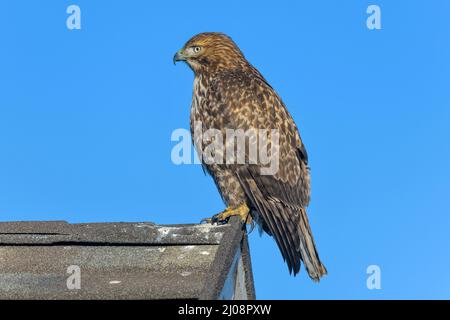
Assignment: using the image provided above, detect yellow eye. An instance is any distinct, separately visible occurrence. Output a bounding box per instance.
[192,46,201,53]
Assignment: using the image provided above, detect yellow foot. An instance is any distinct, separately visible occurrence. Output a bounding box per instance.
[201,203,252,225]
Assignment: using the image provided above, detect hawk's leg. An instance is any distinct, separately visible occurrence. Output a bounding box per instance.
[201,203,251,225]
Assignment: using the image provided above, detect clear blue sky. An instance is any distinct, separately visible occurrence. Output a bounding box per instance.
[1,1,449,299]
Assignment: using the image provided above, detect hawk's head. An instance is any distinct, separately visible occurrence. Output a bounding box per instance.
[173,32,248,74]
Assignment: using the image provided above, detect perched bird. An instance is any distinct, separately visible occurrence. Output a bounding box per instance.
[174,32,327,280]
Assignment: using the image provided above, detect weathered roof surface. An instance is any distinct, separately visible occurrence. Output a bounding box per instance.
[0,221,226,245]
[0,218,255,300]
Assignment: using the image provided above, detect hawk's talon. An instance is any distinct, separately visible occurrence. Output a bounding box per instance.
[200,204,251,226]
[200,215,229,225]
[200,217,213,224]
[211,215,230,225]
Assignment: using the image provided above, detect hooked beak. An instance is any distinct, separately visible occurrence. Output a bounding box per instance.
[173,50,187,65]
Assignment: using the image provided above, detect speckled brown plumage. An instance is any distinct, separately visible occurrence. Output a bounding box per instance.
[174,32,326,280]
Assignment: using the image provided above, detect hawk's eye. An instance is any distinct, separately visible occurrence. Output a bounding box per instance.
[192,46,201,53]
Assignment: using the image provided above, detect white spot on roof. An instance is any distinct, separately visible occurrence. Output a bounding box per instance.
[200,251,210,255]
[180,272,192,277]
[155,226,177,241]
[157,227,171,237]
[109,281,121,284]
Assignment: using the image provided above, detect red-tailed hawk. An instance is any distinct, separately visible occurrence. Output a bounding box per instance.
[174,32,327,280]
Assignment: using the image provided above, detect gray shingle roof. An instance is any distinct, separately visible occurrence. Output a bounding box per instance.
[0,218,255,300]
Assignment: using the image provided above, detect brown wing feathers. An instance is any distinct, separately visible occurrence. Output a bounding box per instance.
[237,167,301,274]
[238,166,327,280]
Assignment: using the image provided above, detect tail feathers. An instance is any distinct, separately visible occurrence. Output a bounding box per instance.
[296,207,327,281]
[249,195,327,280]
[237,169,327,281]
[268,202,326,280]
